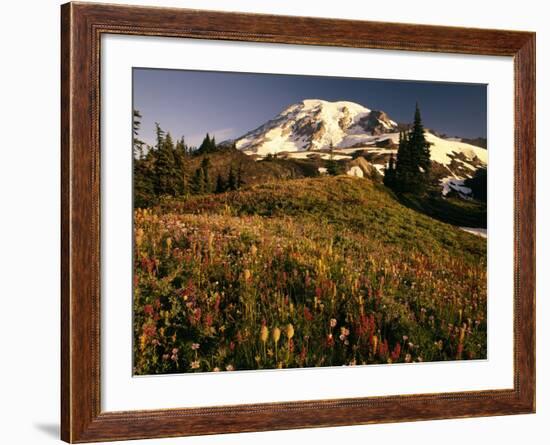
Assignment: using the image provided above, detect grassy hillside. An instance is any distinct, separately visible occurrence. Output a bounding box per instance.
[134,176,487,375]
[166,176,485,261]
[182,150,484,227]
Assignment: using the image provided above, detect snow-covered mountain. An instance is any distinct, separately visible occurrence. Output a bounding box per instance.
[233,99,397,154]
[228,99,487,197]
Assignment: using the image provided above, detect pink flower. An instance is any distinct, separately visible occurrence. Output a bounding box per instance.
[143,304,154,316]
[390,343,401,361]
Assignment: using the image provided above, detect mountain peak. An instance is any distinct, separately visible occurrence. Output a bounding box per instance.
[299,99,370,112]
[233,99,397,155]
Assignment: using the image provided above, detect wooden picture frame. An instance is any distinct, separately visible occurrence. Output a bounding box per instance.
[61,2,535,442]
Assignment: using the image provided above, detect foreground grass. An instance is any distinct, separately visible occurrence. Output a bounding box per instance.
[134,176,486,374]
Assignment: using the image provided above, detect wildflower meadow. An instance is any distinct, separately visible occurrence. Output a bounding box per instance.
[133,176,487,375]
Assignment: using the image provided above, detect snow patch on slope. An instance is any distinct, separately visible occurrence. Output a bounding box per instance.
[440,176,472,197]
[425,132,487,166]
[459,227,487,238]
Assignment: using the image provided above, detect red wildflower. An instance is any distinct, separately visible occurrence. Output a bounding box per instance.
[205,313,213,327]
[379,339,389,357]
[391,343,401,361]
[142,322,156,338]
[143,304,154,316]
[300,346,307,364]
[193,307,202,323]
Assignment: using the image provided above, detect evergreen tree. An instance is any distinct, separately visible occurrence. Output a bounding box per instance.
[190,167,204,194]
[393,104,431,194]
[155,122,165,150]
[198,133,210,153]
[215,173,226,194]
[465,167,487,202]
[174,136,188,195]
[409,103,431,176]
[326,142,341,176]
[132,109,155,206]
[227,165,237,191]
[154,129,178,196]
[175,136,186,155]
[197,133,217,154]
[200,157,211,193]
[132,109,145,159]
[134,150,156,208]
[164,132,174,150]
[395,131,414,191]
[236,163,244,189]
[383,154,397,188]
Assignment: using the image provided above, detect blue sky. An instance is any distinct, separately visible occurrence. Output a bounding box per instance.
[133,68,487,148]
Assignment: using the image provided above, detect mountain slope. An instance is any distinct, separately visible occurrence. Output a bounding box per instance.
[228,99,487,197]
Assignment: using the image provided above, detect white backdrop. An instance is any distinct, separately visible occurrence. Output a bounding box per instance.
[0,0,546,444]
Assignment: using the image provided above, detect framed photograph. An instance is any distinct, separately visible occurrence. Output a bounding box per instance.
[61,2,535,442]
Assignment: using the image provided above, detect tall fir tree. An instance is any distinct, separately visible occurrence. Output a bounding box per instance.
[465,167,487,202]
[132,109,155,207]
[198,133,210,153]
[409,103,431,176]
[154,122,165,150]
[215,173,226,194]
[132,109,145,159]
[383,154,397,188]
[154,129,178,196]
[227,165,237,191]
[393,104,431,194]
[174,136,188,196]
[197,133,217,154]
[236,163,244,189]
[326,142,341,176]
[200,157,211,193]
[134,153,155,207]
[395,130,414,191]
[190,167,204,194]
